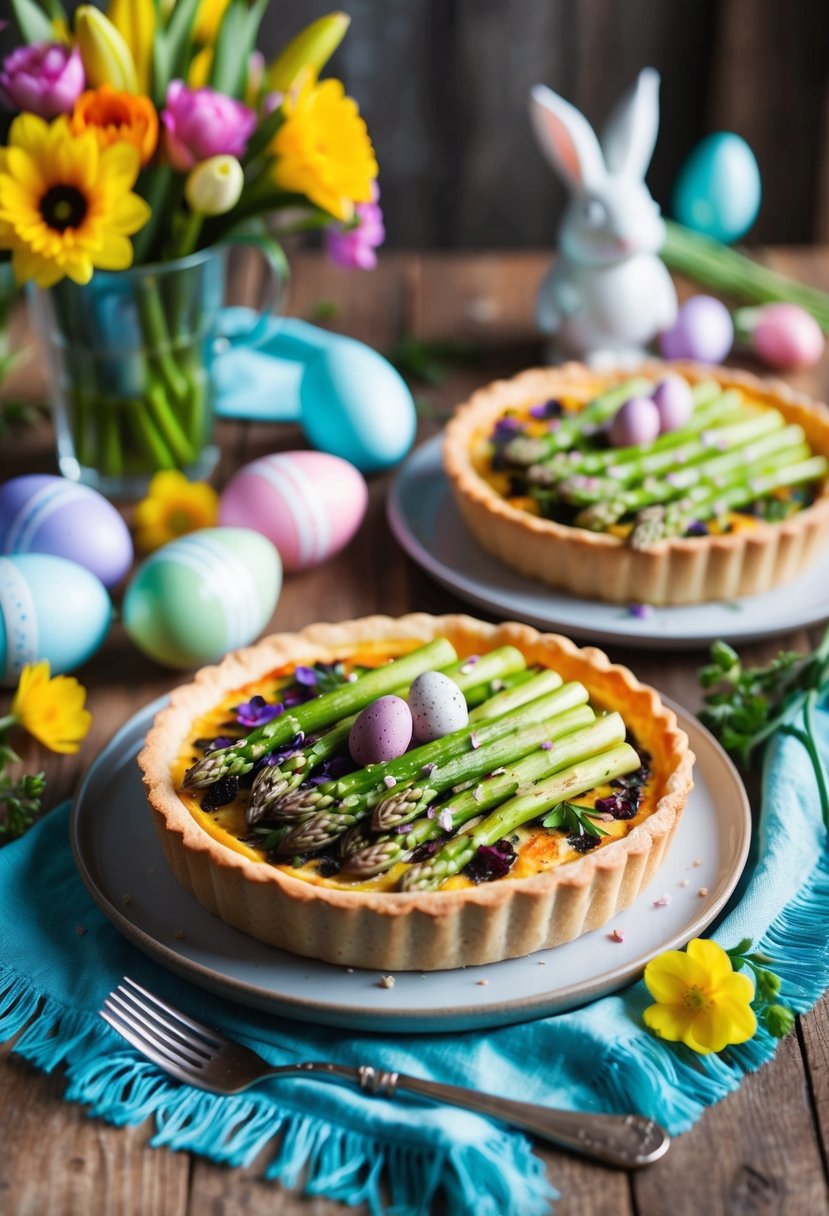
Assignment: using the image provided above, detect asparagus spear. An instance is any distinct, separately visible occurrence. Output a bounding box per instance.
[503,378,653,466]
[342,711,627,878]
[184,638,458,787]
[246,647,529,823]
[370,702,596,831]
[271,681,592,853]
[630,454,828,548]
[527,382,735,485]
[574,426,808,532]
[398,741,640,891]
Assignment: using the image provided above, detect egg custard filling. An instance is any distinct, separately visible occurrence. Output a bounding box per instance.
[443,363,829,606]
[140,615,693,970]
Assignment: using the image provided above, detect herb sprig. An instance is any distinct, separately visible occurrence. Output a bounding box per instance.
[698,627,829,833]
[542,800,611,838]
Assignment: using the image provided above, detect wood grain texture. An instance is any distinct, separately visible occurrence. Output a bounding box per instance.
[1,250,828,1214]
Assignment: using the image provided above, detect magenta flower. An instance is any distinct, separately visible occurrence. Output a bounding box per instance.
[0,43,84,119]
[325,182,385,271]
[161,80,256,171]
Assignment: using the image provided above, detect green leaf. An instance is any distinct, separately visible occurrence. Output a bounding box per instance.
[541,801,610,838]
[9,0,54,43]
[151,0,202,106]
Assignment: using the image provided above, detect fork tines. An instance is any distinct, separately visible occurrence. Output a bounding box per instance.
[100,977,223,1077]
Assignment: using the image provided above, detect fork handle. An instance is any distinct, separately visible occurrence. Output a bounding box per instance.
[290,1062,669,1168]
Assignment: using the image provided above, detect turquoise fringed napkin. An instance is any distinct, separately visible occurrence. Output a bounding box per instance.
[1,710,828,1216]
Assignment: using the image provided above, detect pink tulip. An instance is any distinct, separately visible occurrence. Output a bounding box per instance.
[0,43,85,119]
[750,303,825,370]
[161,80,256,172]
[325,183,385,271]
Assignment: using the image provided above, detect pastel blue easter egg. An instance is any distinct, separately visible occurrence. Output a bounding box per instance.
[123,527,282,669]
[672,133,761,243]
[0,554,112,686]
[0,475,133,588]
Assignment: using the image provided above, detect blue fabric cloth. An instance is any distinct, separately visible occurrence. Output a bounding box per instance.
[1,711,828,1215]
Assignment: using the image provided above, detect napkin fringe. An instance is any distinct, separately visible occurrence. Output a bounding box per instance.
[592,848,829,1136]
[0,962,556,1216]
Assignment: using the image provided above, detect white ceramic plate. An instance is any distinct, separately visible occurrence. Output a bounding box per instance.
[387,434,829,650]
[70,696,751,1034]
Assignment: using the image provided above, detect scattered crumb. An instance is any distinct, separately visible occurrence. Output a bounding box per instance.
[628,603,653,619]
[379,975,395,989]
[346,967,355,974]
[147,867,156,875]
[610,928,626,943]
[174,929,185,940]
[698,887,709,897]
[122,894,132,906]
[75,925,87,937]
[679,879,690,888]
[653,895,671,908]
[537,960,547,966]
[692,858,703,867]
[477,979,489,986]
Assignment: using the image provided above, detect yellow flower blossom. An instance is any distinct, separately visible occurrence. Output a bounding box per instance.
[193,0,232,45]
[12,662,92,755]
[0,113,150,288]
[133,471,219,553]
[107,0,155,94]
[643,938,757,1055]
[270,76,377,222]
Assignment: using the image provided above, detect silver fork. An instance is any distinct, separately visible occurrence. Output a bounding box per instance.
[99,976,669,1169]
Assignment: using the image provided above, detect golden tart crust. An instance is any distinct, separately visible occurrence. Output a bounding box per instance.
[139,614,693,971]
[443,361,829,606]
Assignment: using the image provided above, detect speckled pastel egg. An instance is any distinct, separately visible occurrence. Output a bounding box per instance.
[0,475,133,587]
[218,451,368,573]
[750,303,825,370]
[0,553,111,686]
[672,132,761,244]
[608,396,661,448]
[122,527,281,669]
[652,375,694,434]
[349,695,413,766]
[408,670,469,744]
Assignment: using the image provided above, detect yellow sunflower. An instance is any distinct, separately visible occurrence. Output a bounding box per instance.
[270,77,377,222]
[11,661,92,755]
[0,113,150,288]
[133,471,219,553]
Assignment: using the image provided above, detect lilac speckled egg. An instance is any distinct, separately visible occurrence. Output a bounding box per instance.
[608,396,660,448]
[652,375,694,434]
[408,670,468,744]
[219,451,368,572]
[659,296,734,363]
[0,475,133,588]
[349,695,413,766]
[751,303,825,370]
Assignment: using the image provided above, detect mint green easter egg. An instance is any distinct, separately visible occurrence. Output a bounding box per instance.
[123,528,282,669]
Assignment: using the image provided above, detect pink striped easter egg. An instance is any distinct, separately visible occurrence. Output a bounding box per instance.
[218,451,368,572]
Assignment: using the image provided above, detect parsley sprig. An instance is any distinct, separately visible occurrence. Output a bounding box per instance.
[542,800,611,838]
[698,627,829,834]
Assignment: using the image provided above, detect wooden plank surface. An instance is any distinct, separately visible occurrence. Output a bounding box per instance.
[1,250,828,1216]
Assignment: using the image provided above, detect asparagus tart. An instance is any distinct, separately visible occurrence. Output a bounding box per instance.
[140,614,693,970]
[443,362,829,605]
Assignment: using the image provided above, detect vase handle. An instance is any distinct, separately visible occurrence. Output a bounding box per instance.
[219,232,290,349]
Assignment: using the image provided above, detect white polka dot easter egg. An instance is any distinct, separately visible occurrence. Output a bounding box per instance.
[218,451,368,573]
[0,553,112,687]
[408,670,469,744]
[0,475,133,588]
[122,527,281,669]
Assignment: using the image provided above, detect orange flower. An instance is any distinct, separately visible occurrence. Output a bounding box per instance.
[71,85,158,165]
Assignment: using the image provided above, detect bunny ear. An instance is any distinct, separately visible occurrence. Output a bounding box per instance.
[600,67,661,179]
[529,84,605,192]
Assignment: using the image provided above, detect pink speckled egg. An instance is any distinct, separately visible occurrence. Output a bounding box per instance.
[0,475,133,587]
[751,303,825,370]
[349,695,413,766]
[218,451,368,572]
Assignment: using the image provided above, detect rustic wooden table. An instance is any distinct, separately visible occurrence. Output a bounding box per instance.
[2,250,828,1216]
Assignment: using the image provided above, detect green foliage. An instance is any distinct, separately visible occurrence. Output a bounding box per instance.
[542,800,610,838]
[0,766,47,845]
[725,939,795,1039]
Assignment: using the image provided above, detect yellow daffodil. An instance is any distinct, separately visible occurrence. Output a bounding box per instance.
[107,0,155,94]
[133,471,219,553]
[643,938,757,1055]
[75,5,138,93]
[270,77,377,222]
[0,114,150,288]
[11,662,92,755]
[193,0,232,45]
[266,12,350,93]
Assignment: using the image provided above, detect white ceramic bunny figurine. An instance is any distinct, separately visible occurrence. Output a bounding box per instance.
[529,68,677,366]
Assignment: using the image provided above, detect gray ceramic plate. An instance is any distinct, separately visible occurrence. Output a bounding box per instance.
[70,696,751,1034]
[387,434,829,650]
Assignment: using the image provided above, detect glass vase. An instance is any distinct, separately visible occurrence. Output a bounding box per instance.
[29,242,286,500]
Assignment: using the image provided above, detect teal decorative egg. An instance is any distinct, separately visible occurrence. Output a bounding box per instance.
[0,553,112,686]
[123,527,282,669]
[672,133,761,243]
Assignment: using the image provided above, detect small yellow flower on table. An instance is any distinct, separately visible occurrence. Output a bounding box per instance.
[643,937,757,1055]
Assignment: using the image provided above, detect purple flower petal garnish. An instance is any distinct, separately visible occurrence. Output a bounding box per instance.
[236,695,285,727]
[529,398,563,420]
[294,666,318,686]
[203,735,234,754]
[628,603,653,620]
[465,838,516,883]
[595,791,637,820]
